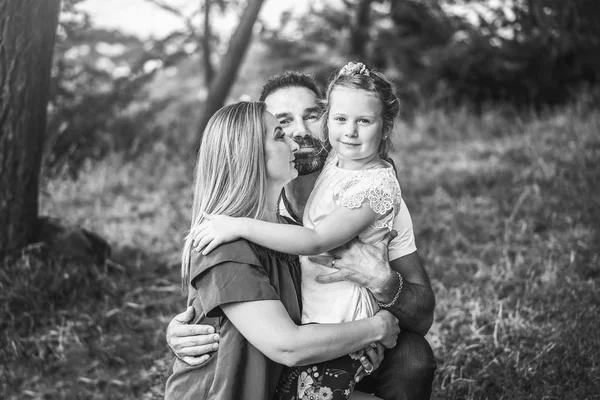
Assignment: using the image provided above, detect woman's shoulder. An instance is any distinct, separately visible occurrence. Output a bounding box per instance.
[190,240,261,273]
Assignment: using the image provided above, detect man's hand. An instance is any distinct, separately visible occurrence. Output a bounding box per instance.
[354,342,386,383]
[166,306,220,366]
[310,231,435,335]
[309,232,397,300]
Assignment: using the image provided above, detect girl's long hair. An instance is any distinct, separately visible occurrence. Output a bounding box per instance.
[181,101,269,293]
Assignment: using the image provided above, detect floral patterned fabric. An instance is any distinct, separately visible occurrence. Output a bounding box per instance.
[274,351,364,400]
[338,163,401,230]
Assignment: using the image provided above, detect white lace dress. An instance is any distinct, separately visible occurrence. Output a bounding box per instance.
[300,152,402,324]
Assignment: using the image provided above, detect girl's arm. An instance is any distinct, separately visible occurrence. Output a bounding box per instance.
[221,299,399,367]
[196,203,379,256]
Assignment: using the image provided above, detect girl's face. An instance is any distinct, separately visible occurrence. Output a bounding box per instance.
[264,111,300,185]
[327,87,383,170]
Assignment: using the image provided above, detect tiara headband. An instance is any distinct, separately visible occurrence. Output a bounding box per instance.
[339,61,371,77]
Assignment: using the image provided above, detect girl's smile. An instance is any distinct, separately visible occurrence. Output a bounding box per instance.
[327,87,383,170]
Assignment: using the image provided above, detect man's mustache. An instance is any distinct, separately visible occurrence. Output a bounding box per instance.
[293,136,323,149]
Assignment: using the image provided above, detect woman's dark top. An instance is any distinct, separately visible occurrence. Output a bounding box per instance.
[164,239,302,400]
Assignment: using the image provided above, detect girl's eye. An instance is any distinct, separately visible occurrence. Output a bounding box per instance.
[358,118,371,124]
[333,116,345,122]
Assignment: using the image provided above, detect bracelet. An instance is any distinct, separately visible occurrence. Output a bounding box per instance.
[374,271,403,308]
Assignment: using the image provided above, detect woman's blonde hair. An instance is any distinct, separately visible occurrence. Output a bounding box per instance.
[181,101,268,293]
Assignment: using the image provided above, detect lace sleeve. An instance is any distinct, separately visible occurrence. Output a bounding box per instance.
[339,168,402,216]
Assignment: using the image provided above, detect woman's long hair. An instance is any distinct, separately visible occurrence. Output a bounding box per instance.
[181,101,269,293]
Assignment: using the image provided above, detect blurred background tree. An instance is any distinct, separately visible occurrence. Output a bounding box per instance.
[44,0,600,177]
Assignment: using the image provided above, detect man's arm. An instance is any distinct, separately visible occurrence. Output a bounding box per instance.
[314,245,435,336]
[374,252,435,335]
[362,197,434,334]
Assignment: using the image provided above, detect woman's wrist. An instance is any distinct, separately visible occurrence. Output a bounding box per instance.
[370,313,388,342]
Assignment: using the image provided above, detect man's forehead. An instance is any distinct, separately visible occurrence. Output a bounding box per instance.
[264,86,320,113]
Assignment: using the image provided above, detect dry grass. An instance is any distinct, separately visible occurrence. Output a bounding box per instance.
[1,98,599,399]
[394,101,600,399]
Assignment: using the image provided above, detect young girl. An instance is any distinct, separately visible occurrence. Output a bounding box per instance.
[194,62,402,400]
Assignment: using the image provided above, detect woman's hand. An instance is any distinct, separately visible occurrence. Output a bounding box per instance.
[192,213,242,255]
[354,342,385,382]
[373,309,400,349]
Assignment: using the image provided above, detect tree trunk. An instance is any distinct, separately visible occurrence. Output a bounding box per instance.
[349,0,374,61]
[202,0,214,85]
[0,0,62,258]
[196,0,265,138]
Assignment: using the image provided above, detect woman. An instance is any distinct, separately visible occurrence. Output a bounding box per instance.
[164,101,399,400]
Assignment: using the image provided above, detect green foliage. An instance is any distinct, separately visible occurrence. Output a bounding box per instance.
[260,0,600,110]
[46,3,196,178]
[47,0,265,178]
[432,0,600,107]
[47,0,600,179]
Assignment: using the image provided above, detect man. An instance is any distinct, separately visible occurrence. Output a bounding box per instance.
[167,71,436,400]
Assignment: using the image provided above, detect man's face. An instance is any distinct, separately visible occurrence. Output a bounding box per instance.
[264,86,328,175]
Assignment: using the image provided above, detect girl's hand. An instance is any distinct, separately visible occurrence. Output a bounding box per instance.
[373,309,400,349]
[192,213,242,255]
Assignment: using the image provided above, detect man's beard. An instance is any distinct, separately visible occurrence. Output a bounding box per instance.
[293,136,329,175]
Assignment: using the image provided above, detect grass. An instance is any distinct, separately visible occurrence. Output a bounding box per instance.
[396,101,600,399]
[1,98,599,399]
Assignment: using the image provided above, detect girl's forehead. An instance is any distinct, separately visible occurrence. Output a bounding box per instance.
[330,86,377,99]
[329,87,380,111]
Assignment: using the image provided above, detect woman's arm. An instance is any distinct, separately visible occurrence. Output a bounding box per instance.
[165,306,384,375]
[221,300,399,367]
[196,203,379,256]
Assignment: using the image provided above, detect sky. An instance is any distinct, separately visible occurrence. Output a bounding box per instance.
[77,0,313,38]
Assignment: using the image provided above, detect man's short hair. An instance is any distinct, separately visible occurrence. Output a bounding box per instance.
[259,71,323,102]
